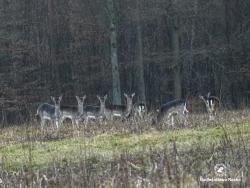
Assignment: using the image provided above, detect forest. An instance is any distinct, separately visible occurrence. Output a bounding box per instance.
[0,1,250,187]
[0,0,249,124]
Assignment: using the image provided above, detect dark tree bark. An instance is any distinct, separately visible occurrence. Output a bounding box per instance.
[135,0,146,103]
[107,0,121,105]
[171,0,182,99]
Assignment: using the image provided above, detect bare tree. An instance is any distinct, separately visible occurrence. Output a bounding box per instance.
[135,0,146,103]
[107,0,121,105]
[0,0,249,124]
[171,0,181,99]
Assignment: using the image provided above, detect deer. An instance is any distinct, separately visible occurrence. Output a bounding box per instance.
[81,97,104,125]
[199,92,221,121]
[36,95,62,129]
[97,93,135,121]
[60,95,86,128]
[154,99,189,128]
[133,102,147,120]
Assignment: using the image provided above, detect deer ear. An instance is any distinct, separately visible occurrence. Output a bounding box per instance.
[104,94,107,99]
[51,96,55,101]
[96,95,100,99]
[76,96,80,101]
[124,93,128,97]
[83,95,86,100]
[131,93,135,97]
[59,95,63,101]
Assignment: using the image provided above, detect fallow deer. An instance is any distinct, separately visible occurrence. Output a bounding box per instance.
[60,95,86,128]
[36,95,62,129]
[199,92,221,121]
[155,99,189,128]
[97,93,135,121]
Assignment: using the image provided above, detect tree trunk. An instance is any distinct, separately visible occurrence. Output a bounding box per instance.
[188,0,198,93]
[47,0,60,94]
[107,0,121,105]
[135,0,146,103]
[171,0,181,99]
[223,0,233,106]
[172,31,181,99]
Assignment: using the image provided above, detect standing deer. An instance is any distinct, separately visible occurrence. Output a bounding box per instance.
[60,95,86,128]
[82,96,104,124]
[36,95,62,129]
[133,102,147,120]
[97,93,135,121]
[155,99,188,128]
[199,92,221,121]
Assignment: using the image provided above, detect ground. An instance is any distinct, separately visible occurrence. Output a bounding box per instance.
[0,109,250,187]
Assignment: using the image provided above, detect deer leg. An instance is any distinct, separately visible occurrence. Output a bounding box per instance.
[60,117,65,127]
[41,118,45,130]
[84,116,89,127]
[70,118,75,130]
[76,119,80,128]
[183,115,188,127]
[55,119,59,129]
[209,114,215,121]
[171,115,174,128]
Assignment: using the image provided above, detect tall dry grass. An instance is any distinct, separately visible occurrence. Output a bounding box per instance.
[0,109,249,187]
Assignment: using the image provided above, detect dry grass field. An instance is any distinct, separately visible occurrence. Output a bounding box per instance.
[0,109,250,187]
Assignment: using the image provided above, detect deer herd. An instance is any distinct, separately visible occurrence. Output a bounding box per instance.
[36,92,221,129]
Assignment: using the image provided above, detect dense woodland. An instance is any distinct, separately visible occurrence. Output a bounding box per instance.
[0,0,250,124]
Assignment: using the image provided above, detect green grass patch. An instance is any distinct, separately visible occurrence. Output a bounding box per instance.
[0,121,250,171]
